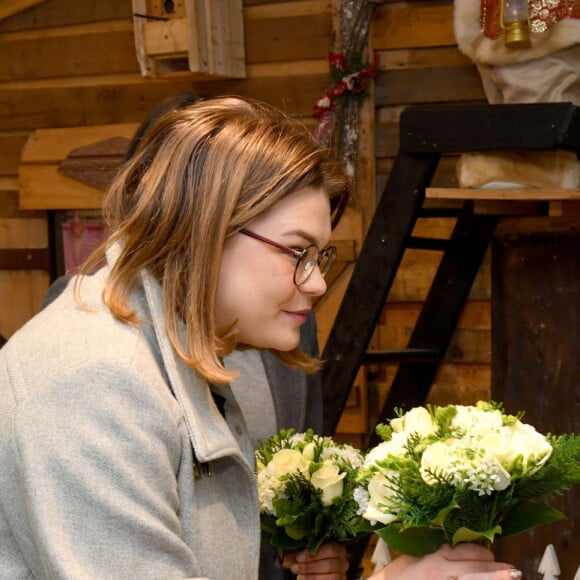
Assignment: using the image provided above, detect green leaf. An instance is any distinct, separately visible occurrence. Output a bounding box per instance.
[452,525,502,545]
[500,500,566,537]
[432,497,460,526]
[375,524,445,557]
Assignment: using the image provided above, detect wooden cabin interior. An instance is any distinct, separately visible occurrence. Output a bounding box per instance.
[0,0,578,576]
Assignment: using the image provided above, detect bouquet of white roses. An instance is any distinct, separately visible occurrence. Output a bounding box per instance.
[256,428,370,553]
[355,401,580,557]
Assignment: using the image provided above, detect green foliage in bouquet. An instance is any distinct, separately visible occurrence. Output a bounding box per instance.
[354,401,580,557]
[255,429,372,554]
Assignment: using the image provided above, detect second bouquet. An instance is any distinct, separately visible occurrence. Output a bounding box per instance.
[354,401,580,557]
[256,428,370,553]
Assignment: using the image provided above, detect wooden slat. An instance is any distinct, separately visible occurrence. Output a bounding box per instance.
[0,72,328,130]
[315,263,355,352]
[0,20,140,82]
[0,132,30,175]
[378,326,491,364]
[378,46,473,70]
[375,66,485,106]
[187,0,245,78]
[19,165,104,209]
[0,217,47,246]
[245,8,331,63]
[0,248,49,270]
[0,178,19,193]
[373,2,456,50]
[388,248,491,302]
[0,270,49,338]
[427,188,580,200]
[0,0,49,22]
[0,0,132,32]
[0,191,45,218]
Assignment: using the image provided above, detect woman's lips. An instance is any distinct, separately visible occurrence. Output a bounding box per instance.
[284,310,310,324]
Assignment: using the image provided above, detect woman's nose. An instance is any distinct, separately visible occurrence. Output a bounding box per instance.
[299,265,327,296]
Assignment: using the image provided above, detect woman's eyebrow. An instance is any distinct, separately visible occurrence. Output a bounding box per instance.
[284,229,320,246]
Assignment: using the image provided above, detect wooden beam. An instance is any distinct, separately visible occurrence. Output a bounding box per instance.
[0,0,49,22]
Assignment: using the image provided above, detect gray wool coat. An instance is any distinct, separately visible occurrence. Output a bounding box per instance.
[0,245,320,580]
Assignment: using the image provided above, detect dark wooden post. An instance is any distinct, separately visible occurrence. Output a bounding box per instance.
[491,217,580,579]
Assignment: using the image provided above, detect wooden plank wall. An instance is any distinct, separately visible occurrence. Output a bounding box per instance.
[0,0,339,338]
[369,0,490,423]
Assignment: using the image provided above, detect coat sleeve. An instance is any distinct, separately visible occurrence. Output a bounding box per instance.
[3,360,210,579]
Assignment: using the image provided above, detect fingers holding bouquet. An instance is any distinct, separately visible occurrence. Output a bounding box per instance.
[282,542,349,579]
[368,543,522,580]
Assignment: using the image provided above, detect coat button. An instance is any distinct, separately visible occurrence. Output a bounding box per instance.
[235,424,243,435]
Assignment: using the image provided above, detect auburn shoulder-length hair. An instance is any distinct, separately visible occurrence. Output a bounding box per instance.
[90,96,350,384]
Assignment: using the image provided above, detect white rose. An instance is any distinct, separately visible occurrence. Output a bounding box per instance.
[420,440,455,484]
[363,471,398,525]
[266,449,310,478]
[311,460,346,506]
[364,441,393,468]
[499,421,552,475]
[399,407,438,437]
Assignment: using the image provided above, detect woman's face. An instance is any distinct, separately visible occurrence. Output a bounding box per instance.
[216,186,332,351]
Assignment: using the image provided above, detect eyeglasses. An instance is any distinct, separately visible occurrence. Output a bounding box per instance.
[239,228,336,287]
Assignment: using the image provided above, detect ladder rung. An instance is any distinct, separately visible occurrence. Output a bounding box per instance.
[363,348,438,364]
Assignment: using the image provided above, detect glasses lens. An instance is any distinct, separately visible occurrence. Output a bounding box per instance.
[318,246,336,276]
[294,246,319,286]
[294,246,337,286]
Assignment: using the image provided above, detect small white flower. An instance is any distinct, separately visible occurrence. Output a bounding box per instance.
[321,443,364,469]
[451,405,503,437]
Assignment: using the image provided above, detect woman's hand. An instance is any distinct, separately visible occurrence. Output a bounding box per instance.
[370,543,522,580]
[282,542,349,579]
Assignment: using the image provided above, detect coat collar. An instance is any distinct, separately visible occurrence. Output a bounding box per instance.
[105,242,246,466]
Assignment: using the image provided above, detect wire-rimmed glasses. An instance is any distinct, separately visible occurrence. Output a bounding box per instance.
[239,228,336,287]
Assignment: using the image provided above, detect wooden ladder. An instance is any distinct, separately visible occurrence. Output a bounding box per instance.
[321,102,580,447]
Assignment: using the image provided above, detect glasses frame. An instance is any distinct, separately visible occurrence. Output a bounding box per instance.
[239,228,336,287]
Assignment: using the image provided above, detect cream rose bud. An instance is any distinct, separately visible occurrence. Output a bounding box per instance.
[491,461,512,491]
[398,407,438,437]
[420,440,454,484]
[267,449,311,478]
[364,472,398,525]
[302,442,316,462]
[311,460,346,506]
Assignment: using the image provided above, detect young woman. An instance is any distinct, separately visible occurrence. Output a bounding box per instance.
[0,96,520,580]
